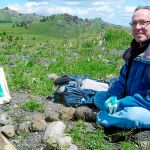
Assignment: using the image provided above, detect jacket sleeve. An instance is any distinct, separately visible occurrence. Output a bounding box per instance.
[117,91,150,111]
[107,64,127,99]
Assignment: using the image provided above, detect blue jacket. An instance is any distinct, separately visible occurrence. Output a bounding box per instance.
[107,55,150,110]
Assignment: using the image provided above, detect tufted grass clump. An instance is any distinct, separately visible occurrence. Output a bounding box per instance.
[22,99,45,112]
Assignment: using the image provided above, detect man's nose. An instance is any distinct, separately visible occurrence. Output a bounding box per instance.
[134,22,142,29]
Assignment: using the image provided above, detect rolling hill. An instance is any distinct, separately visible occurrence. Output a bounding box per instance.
[0,7,125,38]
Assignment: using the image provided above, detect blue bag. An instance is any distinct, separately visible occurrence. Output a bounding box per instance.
[64,87,96,106]
[50,75,97,107]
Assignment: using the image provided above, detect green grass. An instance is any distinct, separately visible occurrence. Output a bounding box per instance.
[66,120,109,150]
[104,27,132,50]
[67,120,138,150]
[120,141,138,150]
[22,99,45,112]
[0,29,125,96]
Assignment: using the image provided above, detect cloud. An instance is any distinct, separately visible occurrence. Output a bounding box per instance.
[7,4,22,12]
[92,0,123,6]
[93,6,113,13]
[27,0,51,1]
[124,6,135,13]
[92,1,115,6]
[8,2,49,14]
[63,1,81,6]
[25,2,49,7]
[119,6,135,19]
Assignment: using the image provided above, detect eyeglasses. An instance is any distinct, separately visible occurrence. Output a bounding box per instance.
[129,20,150,27]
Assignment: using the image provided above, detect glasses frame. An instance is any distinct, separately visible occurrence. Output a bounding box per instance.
[129,20,150,27]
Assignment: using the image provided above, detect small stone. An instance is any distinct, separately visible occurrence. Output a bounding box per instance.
[57,135,72,150]
[45,111,59,122]
[47,73,58,81]
[75,106,97,122]
[59,107,76,120]
[0,113,12,125]
[135,130,150,149]
[1,125,15,138]
[67,144,78,150]
[16,121,31,135]
[31,113,47,132]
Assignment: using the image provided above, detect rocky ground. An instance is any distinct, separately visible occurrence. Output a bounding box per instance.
[0,91,150,150]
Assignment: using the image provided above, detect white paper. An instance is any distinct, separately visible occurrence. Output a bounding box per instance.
[0,67,11,104]
[81,79,109,91]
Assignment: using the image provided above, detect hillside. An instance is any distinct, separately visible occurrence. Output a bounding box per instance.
[0,7,122,38]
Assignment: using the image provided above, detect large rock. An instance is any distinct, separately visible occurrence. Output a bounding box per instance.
[43,121,66,142]
[0,133,17,150]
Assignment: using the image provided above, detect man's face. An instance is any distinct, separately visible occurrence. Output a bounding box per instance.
[131,9,150,43]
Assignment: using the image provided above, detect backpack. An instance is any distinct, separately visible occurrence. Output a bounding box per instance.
[49,74,109,107]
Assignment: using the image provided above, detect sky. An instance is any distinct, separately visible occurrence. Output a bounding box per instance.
[0,0,150,26]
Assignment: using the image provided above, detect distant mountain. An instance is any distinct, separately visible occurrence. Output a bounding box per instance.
[0,7,108,26]
[0,7,124,38]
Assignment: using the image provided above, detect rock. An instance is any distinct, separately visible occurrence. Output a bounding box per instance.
[134,130,150,149]
[43,121,66,142]
[57,135,72,150]
[75,106,97,122]
[67,144,78,150]
[84,122,95,131]
[31,113,47,132]
[0,132,17,150]
[45,111,59,122]
[0,113,12,125]
[1,125,15,138]
[47,73,58,81]
[45,102,64,114]
[45,137,57,150]
[16,121,31,135]
[59,107,76,120]
[45,134,73,150]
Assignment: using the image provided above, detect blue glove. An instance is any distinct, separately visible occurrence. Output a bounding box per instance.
[104,96,118,114]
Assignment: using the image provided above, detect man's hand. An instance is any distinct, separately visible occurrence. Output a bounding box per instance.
[104,96,118,114]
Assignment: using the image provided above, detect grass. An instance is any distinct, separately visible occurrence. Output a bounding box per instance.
[104,27,132,50]
[0,31,123,96]
[119,141,138,150]
[66,120,109,150]
[22,99,45,112]
[66,120,138,150]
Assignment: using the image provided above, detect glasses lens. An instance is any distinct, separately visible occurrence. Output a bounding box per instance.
[129,20,150,27]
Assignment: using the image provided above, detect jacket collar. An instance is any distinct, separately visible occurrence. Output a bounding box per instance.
[140,44,150,59]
